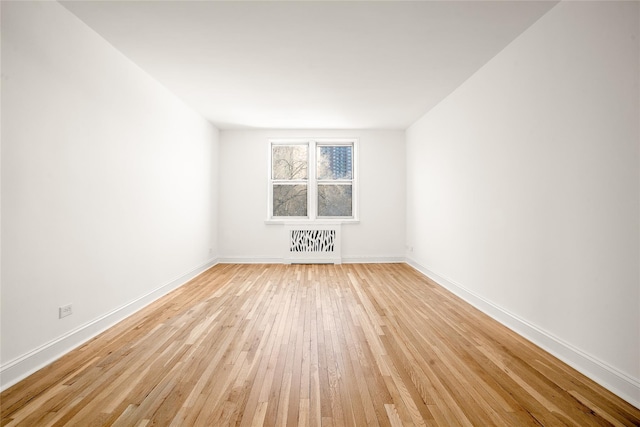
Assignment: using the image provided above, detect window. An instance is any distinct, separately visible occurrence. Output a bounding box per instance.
[271,144,308,217]
[268,139,357,221]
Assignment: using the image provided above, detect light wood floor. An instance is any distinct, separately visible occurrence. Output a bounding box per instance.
[1,263,638,426]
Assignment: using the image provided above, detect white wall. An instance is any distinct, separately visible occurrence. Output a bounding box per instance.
[406,1,639,405]
[1,1,219,389]
[219,130,405,262]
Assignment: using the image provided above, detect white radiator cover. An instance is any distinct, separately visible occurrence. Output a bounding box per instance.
[284,224,342,264]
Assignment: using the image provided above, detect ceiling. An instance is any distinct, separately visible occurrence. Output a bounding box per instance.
[61,1,557,130]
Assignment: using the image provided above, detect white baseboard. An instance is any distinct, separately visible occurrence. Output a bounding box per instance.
[342,256,405,264]
[0,258,219,392]
[218,256,406,265]
[405,258,640,409]
[218,257,283,264]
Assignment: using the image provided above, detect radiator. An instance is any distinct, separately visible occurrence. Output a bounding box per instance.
[284,224,341,264]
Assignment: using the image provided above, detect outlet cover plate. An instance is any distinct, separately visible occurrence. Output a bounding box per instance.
[59,304,72,319]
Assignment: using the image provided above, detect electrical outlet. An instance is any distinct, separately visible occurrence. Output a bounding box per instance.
[59,304,72,319]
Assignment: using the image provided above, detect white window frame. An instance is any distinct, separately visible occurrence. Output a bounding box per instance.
[267,138,359,223]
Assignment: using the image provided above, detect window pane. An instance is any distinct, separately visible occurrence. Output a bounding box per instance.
[317,146,352,180]
[272,145,308,180]
[273,184,307,217]
[318,184,352,217]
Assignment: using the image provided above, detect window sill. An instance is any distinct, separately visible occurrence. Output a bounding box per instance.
[264,219,360,225]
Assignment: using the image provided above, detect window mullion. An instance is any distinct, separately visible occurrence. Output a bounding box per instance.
[309,140,317,220]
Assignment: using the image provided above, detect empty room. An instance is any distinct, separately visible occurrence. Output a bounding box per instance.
[1,0,639,425]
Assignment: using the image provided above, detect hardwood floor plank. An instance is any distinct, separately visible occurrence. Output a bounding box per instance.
[2,263,638,426]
